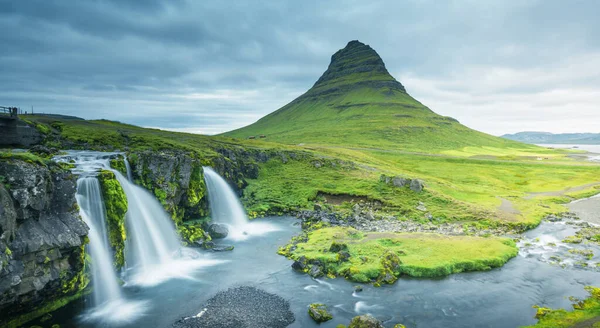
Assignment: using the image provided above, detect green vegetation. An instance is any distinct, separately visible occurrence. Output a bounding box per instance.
[0,150,49,166]
[525,286,600,327]
[109,157,127,176]
[308,303,333,323]
[98,170,128,269]
[3,290,89,328]
[281,226,517,283]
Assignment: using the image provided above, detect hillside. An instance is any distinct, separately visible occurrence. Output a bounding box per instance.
[503,131,600,144]
[224,41,532,153]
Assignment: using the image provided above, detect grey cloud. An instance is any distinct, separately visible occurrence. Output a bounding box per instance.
[1,0,599,135]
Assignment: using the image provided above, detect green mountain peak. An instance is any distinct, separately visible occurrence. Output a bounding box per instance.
[310,40,406,95]
[224,41,525,152]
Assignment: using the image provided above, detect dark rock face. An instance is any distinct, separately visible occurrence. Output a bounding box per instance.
[0,159,88,322]
[173,286,295,328]
[380,174,425,193]
[207,223,229,239]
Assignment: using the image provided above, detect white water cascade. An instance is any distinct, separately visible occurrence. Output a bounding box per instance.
[62,152,147,324]
[203,167,280,241]
[117,161,224,287]
[76,177,123,307]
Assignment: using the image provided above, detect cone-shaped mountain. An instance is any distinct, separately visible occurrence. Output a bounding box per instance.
[224,40,523,152]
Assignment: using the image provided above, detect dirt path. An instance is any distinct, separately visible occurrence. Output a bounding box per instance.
[524,182,600,200]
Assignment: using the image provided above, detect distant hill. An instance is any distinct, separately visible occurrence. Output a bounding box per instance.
[502,132,600,144]
[223,40,529,152]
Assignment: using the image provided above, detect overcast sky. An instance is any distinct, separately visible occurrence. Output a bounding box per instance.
[1,0,599,136]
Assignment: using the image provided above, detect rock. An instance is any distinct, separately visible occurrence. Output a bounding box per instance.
[392,176,410,187]
[207,223,229,239]
[329,241,348,252]
[198,240,215,249]
[212,245,234,252]
[365,211,375,221]
[410,179,424,193]
[308,303,333,323]
[309,265,323,278]
[292,256,308,272]
[352,204,361,213]
[354,285,363,293]
[173,286,294,328]
[314,203,323,211]
[348,314,384,328]
[416,204,427,212]
[338,251,351,262]
[0,159,89,321]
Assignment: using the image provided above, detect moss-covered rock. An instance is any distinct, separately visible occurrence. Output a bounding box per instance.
[348,314,384,328]
[525,286,600,327]
[308,303,333,323]
[109,157,128,176]
[98,170,128,269]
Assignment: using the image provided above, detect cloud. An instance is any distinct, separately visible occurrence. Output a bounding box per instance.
[1,0,599,135]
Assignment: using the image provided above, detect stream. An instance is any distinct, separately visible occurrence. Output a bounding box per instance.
[43,215,599,328]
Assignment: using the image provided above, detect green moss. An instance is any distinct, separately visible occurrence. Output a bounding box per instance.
[109,157,128,176]
[177,224,210,245]
[308,303,333,323]
[98,170,128,269]
[4,247,11,256]
[2,290,88,328]
[283,227,518,283]
[525,286,600,327]
[186,164,206,207]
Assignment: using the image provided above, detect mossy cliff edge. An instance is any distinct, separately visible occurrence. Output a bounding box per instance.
[97,170,128,269]
[0,154,90,327]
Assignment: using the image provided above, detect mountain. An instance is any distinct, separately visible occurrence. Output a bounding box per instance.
[502,131,600,144]
[224,40,528,152]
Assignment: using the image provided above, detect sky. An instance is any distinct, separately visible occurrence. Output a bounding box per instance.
[1,0,599,136]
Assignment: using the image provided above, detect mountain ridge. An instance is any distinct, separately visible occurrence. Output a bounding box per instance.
[502,131,600,144]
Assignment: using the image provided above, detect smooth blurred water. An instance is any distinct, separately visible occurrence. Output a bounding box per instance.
[203,166,280,241]
[43,215,600,328]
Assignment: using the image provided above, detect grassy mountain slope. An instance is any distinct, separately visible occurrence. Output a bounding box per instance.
[225,41,535,153]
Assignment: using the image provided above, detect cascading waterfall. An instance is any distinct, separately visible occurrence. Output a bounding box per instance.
[113,170,181,278]
[203,166,279,241]
[118,161,224,286]
[62,152,146,324]
[76,177,123,307]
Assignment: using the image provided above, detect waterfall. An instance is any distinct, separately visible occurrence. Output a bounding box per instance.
[123,156,133,181]
[203,167,279,240]
[113,170,181,274]
[76,177,123,306]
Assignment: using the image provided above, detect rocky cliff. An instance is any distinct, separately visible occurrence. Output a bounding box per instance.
[0,158,89,325]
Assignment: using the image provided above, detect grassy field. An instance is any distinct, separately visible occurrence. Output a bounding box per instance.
[279,226,517,283]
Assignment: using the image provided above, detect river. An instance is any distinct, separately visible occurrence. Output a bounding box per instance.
[39,212,599,327]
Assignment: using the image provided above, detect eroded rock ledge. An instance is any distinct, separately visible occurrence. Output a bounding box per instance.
[0,158,89,324]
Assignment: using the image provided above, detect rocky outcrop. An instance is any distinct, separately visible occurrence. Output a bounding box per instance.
[173,286,294,328]
[0,158,89,324]
[380,174,425,193]
[348,314,385,328]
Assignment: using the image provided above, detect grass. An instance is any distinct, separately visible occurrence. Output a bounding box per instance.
[281,226,518,283]
[524,286,600,328]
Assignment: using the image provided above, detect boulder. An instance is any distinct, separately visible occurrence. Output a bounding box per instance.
[337,251,351,262]
[392,176,410,188]
[354,285,363,293]
[291,256,308,272]
[348,314,384,328]
[309,265,323,278]
[207,223,229,239]
[410,179,424,193]
[308,303,333,323]
[314,203,323,211]
[329,241,348,252]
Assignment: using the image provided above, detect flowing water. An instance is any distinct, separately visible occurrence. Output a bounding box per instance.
[203,166,280,241]
[45,153,600,327]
